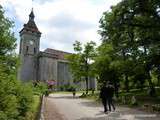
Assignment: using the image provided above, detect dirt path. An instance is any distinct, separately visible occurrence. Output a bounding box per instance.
[43,93,159,120]
[43,95,66,120]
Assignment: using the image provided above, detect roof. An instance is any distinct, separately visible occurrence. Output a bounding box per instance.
[19,9,41,34]
[43,48,72,60]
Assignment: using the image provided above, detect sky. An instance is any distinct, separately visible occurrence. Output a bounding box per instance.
[1,0,121,53]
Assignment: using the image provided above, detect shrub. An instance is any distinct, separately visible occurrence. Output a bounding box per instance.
[0,5,36,120]
[0,65,34,120]
[16,83,34,119]
[33,82,48,95]
[59,84,77,91]
[0,68,19,120]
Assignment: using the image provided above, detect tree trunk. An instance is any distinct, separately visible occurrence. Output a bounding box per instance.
[140,81,144,91]
[124,74,129,92]
[85,76,89,94]
[114,82,119,98]
[157,75,160,86]
[143,46,156,96]
[84,58,89,94]
[147,71,156,97]
[122,49,129,92]
[157,67,160,86]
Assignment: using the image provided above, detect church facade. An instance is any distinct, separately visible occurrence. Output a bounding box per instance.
[18,10,96,90]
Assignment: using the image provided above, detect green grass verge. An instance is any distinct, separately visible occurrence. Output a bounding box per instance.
[52,90,99,94]
[26,95,41,120]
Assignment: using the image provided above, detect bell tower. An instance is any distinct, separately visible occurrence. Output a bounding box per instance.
[19,9,41,81]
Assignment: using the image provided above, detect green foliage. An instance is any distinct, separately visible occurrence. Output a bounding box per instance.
[16,83,34,118]
[0,6,16,56]
[66,41,96,94]
[0,5,38,120]
[0,65,34,120]
[59,84,77,91]
[33,82,48,95]
[66,54,83,82]
[97,0,160,95]
[94,43,121,96]
[25,95,41,120]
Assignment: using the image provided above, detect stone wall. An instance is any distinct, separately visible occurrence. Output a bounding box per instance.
[19,32,40,81]
[38,56,57,82]
[57,61,73,88]
[19,55,37,81]
[37,51,96,91]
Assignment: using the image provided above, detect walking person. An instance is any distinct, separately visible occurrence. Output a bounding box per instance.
[72,88,76,98]
[107,83,115,112]
[100,84,108,113]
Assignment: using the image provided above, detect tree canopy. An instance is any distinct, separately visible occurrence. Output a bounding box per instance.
[0,5,37,120]
[66,41,96,94]
[96,0,160,95]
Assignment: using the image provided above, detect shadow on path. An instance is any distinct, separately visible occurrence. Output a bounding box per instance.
[75,112,126,120]
[75,111,160,120]
[79,101,101,107]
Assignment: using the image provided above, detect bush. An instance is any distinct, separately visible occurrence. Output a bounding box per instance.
[16,82,34,119]
[25,95,41,120]
[0,69,19,120]
[0,5,36,120]
[33,82,48,95]
[0,65,34,120]
[59,84,77,91]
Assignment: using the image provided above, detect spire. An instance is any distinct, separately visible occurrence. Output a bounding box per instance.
[19,8,41,35]
[29,8,35,21]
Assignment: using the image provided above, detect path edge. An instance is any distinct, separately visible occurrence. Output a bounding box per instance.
[39,95,45,120]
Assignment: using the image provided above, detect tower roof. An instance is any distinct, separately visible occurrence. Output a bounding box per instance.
[29,8,35,20]
[19,9,41,35]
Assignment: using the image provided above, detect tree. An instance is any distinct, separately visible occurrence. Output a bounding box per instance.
[66,41,83,83]
[0,5,34,119]
[66,41,96,94]
[98,0,160,95]
[0,5,17,72]
[94,43,121,97]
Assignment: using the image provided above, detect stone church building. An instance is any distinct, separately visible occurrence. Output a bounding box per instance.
[18,10,96,90]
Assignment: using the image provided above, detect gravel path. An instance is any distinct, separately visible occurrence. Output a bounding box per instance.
[43,93,160,120]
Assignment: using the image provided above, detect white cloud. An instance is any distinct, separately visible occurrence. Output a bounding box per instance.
[1,0,121,53]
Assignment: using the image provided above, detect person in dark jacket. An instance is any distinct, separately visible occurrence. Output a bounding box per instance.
[107,83,115,112]
[72,88,76,98]
[100,84,108,112]
[100,82,115,113]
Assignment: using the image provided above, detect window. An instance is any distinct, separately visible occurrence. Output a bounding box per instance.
[26,46,29,53]
[34,48,36,53]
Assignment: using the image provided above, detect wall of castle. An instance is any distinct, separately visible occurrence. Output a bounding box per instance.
[38,56,57,82]
[19,55,37,81]
[19,30,40,81]
[37,55,97,90]
[19,33,40,55]
[75,77,97,91]
[57,60,73,87]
